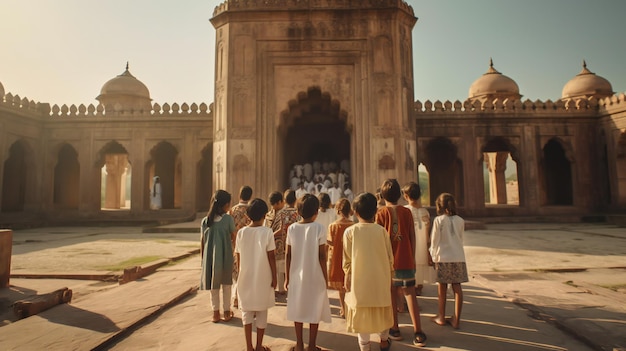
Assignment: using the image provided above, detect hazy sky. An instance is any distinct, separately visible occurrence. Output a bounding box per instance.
[1,0,624,107]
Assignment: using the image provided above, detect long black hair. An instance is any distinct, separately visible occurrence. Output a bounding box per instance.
[206,190,232,227]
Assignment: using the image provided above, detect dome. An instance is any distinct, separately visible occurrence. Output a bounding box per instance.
[469,59,521,101]
[97,63,150,100]
[0,80,5,99]
[561,61,613,100]
[96,63,152,112]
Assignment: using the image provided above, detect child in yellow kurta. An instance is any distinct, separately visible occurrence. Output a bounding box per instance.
[343,193,395,351]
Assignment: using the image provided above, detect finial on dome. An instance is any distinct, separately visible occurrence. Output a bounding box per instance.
[583,60,587,69]
[485,58,499,74]
[126,61,129,71]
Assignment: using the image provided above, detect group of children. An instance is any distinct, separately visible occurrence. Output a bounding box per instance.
[200,179,468,351]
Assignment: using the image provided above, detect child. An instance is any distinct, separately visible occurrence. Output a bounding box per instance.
[285,194,332,351]
[229,185,254,308]
[201,190,236,323]
[375,179,427,346]
[314,193,335,237]
[430,193,468,329]
[236,198,277,351]
[402,182,435,296]
[265,191,286,295]
[272,189,301,296]
[343,193,394,351]
[327,198,354,317]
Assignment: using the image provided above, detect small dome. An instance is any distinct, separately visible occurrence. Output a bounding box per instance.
[97,63,150,100]
[96,63,152,112]
[469,59,521,101]
[561,61,613,100]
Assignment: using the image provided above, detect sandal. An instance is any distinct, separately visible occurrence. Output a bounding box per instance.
[413,331,427,347]
[388,328,403,341]
[222,310,234,322]
[380,338,392,351]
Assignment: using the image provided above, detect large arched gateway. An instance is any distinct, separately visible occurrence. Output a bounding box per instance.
[279,87,351,187]
[210,1,418,198]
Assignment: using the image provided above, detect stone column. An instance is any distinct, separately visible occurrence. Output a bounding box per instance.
[487,152,509,204]
[0,229,12,288]
[104,155,127,209]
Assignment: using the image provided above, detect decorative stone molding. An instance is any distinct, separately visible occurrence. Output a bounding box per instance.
[214,0,414,16]
[413,93,626,116]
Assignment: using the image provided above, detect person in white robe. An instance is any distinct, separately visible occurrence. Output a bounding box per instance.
[235,198,277,351]
[150,176,162,210]
[285,194,331,351]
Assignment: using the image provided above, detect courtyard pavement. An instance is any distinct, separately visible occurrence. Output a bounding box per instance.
[0,220,625,350]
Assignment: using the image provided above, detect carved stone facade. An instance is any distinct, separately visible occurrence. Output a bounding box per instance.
[1,1,625,225]
[210,0,417,197]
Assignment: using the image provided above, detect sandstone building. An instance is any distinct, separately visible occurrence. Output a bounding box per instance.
[1,0,625,226]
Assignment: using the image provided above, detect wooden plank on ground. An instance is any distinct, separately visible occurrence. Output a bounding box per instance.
[0,265,200,351]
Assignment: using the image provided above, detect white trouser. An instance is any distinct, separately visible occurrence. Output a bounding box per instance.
[276,259,286,292]
[358,330,390,350]
[210,285,232,311]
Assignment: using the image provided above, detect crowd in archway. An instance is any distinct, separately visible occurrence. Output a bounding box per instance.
[288,160,353,203]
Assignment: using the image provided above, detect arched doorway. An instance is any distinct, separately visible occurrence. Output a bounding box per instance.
[147,141,180,210]
[279,87,350,190]
[196,144,213,212]
[423,137,464,206]
[54,144,80,209]
[97,141,131,210]
[542,138,573,205]
[2,141,31,212]
[481,137,520,206]
[616,131,626,206]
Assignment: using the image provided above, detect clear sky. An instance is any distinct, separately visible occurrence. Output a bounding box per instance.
[1,0,624,107]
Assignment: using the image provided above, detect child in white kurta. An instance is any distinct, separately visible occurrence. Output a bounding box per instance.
[286,194,331,351]
[236,198,277,351]
[402,181,435,295]
[343,192,394,351]
[430,193,468,330]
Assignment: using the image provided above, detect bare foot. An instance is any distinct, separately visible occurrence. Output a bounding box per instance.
[431,315,446,326]
[222,310,234,322]
[448,316,460,329]
[211,310,220,323]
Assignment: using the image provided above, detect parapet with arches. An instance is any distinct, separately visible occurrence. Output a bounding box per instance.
[413,92,626,116]
[0,93,213,119]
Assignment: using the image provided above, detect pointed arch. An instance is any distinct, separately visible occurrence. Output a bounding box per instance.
[96,141,131,210]
[2,140,35,212]
[147,141,180,210]
[541,138,573,205]
[480,137,520,206]
[423,137,464,206]
[616,131,626,205]
[53,143,80,209]
[196,143,213,212]
[279,87,351,188]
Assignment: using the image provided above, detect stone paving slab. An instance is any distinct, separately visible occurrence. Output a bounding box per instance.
[0,260,200,351]
[473,272,626,351]
[107,276,592,351]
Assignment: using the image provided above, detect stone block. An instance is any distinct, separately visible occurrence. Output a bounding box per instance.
[0,229,12,288]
